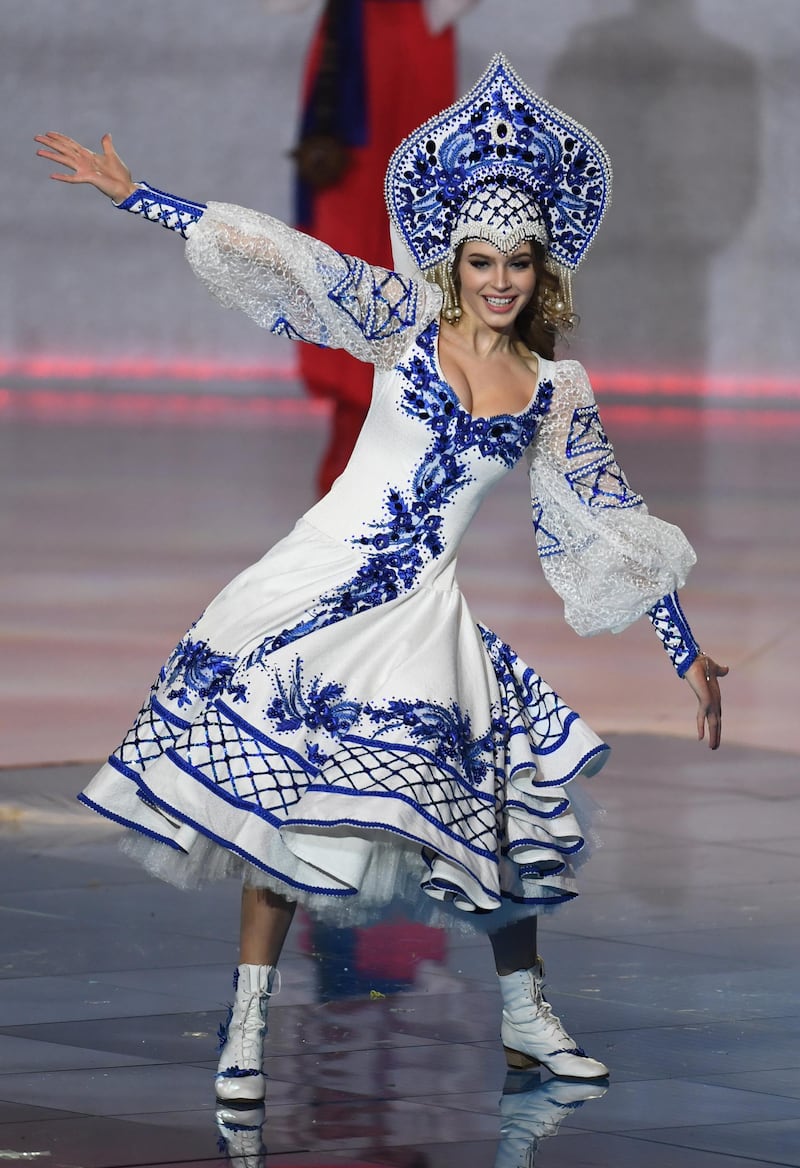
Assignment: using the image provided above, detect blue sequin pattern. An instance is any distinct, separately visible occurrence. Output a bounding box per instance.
[566,405,612,459]
[531,498,564,558]
[245,321,552,668]
[264,657,500,787]
[385,54,612,273]
[563,405,643,509]
[115,182,207,239]
[160,635,246,707]
[647,591,701,678]
[326,255,420,341]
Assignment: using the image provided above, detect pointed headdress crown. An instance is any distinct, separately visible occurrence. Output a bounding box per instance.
[385,53,612,274]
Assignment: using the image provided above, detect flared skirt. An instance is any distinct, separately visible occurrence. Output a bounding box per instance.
[81,518,609,933]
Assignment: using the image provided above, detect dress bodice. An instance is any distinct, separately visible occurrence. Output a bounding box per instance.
[304,320,554,585]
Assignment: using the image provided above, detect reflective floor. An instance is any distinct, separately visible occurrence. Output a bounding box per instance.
[2,393,799,1166]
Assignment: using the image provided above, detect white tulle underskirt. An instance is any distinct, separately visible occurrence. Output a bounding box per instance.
[120,781,603,937]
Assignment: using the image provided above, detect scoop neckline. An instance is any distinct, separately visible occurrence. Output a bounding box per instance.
[432,320,545,424]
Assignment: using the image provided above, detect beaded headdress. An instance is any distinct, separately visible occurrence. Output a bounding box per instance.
[385,53,612,289]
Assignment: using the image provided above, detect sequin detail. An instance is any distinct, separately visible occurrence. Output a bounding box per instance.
[385,53,612,272]
[115,182,206,238]
[647,591,700,677]
[244,321,552,667]
[327,255,420,340]
[159,635,247,708]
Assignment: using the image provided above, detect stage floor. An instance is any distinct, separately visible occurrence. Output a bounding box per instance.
[1,395,799,1165]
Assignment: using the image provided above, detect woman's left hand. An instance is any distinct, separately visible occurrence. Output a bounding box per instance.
[684,653,728,750]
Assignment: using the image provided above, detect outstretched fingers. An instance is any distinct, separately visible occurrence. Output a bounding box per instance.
[35,132,92,181]
[34,132,135,202]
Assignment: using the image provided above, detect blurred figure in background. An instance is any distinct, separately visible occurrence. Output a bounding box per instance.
[546,0,756,371]
[279,0,478,493]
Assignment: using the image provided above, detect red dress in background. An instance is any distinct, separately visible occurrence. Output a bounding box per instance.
[296,0,456,493]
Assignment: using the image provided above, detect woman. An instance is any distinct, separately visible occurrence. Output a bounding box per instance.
[36,55,725,1100]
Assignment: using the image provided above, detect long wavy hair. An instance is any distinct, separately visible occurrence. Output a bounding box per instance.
[427,240,574,361]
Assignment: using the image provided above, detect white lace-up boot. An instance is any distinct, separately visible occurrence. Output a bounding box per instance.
[494,1075,608,1168]
[215,964,278,1102]
[499,960,609,1079]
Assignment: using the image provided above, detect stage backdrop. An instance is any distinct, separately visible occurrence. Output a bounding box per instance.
[2,0,798,388]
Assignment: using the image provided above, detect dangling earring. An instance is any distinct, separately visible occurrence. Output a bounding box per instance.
[430,261,462,323]
[538,270,574,334]
[539,287,565,331]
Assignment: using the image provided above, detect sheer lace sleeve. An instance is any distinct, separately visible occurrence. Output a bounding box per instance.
[185,202,442,370]
[527,359,696,636]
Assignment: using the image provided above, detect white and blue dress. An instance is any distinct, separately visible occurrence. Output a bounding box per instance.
[80,192,698,932]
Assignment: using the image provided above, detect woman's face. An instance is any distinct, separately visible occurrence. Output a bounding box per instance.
[456,241,537,330]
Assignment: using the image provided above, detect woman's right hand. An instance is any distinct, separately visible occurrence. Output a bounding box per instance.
[34,132,137,204]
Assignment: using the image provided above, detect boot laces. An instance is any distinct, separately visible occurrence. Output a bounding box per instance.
[238,993,268,1066]
[220,990,268,1070]
[218,969,279,1070]
[528,976,576,1048]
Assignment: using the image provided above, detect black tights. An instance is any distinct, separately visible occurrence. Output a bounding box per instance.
[488,915,538,976]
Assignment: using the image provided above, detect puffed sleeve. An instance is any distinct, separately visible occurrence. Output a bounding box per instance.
[184,202,442,370]
[527,359,696,637]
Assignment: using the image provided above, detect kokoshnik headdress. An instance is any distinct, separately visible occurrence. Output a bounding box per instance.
[385,53,612,310]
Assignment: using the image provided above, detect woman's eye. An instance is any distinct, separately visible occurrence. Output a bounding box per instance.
[469,260,489,268]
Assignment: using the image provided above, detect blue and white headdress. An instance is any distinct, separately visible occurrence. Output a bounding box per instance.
[385,53,612,282]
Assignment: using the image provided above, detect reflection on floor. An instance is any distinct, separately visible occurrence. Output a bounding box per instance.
[2,734,799,1166]
[1,395,799,1165]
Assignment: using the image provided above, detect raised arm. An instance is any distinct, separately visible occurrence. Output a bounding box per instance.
[528,359,727,747]
[35,133,441,369]
[182,202,439,368]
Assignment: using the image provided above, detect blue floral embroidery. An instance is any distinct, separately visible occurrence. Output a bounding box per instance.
[159,635,246,708]
[266,658,362,737]
[365,699,501,788]
[260,657,503,801]
[265,658,362,769]
[261,659,501,786]
[246,549,414,667]
[400,332,552,460]
[246,322,552,669]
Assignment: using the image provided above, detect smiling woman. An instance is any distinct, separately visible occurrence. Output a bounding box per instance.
[34,52,726,1101]
[430,238,573,362]
[432,242,541,419]
[459,242,537,321]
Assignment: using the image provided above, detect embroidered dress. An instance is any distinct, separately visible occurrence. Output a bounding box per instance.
[81,202,695,932]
